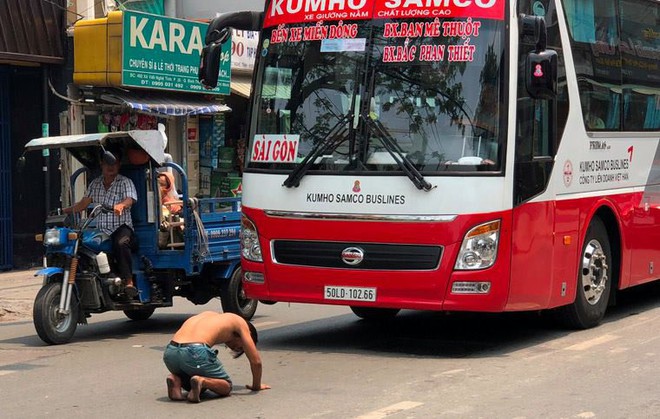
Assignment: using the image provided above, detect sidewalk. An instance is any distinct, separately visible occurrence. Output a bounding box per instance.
[0,269,43,322]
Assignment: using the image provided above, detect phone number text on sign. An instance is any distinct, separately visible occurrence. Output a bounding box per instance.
[251,134,300,163]
[324,286,377,302]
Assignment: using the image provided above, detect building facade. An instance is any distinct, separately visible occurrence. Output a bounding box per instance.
[0,0,70,269]
[1,0,259,269]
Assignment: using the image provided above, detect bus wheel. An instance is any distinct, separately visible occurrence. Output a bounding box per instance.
[556,217,612,329]
[221,267,258,321]
[350,306,400,321]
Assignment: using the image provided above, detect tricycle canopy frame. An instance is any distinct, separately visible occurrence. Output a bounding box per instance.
[24,130,166,169]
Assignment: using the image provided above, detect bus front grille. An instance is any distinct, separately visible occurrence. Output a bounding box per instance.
[272,240,441,270]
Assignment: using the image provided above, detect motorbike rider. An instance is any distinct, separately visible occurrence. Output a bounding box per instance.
[63,148,139,297]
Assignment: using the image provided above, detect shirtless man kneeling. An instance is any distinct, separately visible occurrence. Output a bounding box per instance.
[163,311,271,402]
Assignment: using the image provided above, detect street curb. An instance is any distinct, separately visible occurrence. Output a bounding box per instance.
[0,270,41,322]
[0,270,42,300]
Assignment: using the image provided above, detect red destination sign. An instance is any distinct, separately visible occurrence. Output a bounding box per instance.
[264,0,504,28]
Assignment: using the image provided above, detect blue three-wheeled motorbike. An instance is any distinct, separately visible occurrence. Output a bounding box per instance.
[22,130,256,344]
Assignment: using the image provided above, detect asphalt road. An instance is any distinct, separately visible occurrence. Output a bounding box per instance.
[3,281,660,418]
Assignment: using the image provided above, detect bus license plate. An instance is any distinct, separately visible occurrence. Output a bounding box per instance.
[324,286,376,302]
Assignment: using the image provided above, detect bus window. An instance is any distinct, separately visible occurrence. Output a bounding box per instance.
[562,0,660,132]
[620,0,660,131]
[563,0,622,131]
[624,91,660,130]
[564,0,617,45]
[642,95,660,129]
[580,87,610,130]
[250,16,506,174]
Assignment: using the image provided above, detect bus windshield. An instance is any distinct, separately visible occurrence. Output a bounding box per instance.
[248,13,506,175]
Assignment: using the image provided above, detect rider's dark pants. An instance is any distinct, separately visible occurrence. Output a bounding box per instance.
[111,224,137,281]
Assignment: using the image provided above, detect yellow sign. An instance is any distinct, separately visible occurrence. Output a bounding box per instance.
[73,11,123,86]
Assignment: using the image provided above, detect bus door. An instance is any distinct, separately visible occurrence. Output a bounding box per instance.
[509,2,572,309]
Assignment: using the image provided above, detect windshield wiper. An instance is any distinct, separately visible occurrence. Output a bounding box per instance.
[284,65,363,188]
[363,116,435,191]
[282,113,351,188]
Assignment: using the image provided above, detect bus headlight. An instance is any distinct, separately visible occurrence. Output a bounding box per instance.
[454,220,500,270]
[240,215,263,262]
[44,228,62,246]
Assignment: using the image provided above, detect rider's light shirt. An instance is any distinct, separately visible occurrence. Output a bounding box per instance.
[85,174,138,235]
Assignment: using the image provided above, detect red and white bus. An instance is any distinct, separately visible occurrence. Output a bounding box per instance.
[201,0,660,328]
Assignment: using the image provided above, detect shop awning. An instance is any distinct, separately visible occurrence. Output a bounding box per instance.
[0,0,65,64]
[231,74,253,98]
[99,90,231,116]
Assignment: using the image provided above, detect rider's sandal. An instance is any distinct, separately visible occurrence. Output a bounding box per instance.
[125,285,138,298]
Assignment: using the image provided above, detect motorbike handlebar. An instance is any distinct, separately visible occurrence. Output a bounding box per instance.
[89,204,114,216]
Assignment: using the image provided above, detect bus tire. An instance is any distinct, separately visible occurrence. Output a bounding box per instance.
[33,282,79,345]
[350,306,400,321]
[221,267,258,321]
[123,307,155,321]
[556,217,612,329]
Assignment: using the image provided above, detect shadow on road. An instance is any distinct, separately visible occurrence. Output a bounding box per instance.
[4,281,660,358]
[259,310,557,359]
[259,280,660,359]
[0,310,274,347]
[68,310,276,345]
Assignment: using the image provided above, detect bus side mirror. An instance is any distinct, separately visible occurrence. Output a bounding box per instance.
[526,49,558,99]
[206,27,231,45]
[520,14,557,100]
[200,11,263,89]
[205,11,263,44]
[520,14,547,51]
[199,37,227,90]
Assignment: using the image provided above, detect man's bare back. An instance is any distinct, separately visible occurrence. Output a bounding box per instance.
[172,311,244,346]
[164,311,270,402]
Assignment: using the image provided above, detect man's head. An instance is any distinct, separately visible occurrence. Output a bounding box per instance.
[100,149,122,178]
[227,319,258,359]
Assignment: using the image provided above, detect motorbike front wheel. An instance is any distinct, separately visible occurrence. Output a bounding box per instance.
[33,282,79,345]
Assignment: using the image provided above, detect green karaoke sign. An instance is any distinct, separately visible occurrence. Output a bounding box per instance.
[122,10,230,94]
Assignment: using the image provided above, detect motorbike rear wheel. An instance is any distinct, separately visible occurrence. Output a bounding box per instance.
[33,282,79,345]
[220,267,258,321]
